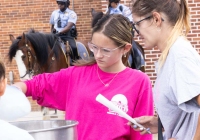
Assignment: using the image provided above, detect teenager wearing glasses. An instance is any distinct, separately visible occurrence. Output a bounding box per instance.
[129,0,200,140]
[12,14,153,140]
[50,0,78,59]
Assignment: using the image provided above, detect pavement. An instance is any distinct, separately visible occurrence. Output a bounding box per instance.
[11,110,158,140]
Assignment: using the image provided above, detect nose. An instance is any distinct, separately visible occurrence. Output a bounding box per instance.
[95,48,103,58]
[134,32,140,38]
[132,29,139,38]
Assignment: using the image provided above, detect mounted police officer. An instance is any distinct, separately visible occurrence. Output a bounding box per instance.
[105,0,133,22]
[50,0,78,60]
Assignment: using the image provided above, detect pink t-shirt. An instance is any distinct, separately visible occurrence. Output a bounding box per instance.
[26,64,153,140]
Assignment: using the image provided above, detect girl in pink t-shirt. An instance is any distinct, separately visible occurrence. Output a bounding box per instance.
[13,14,153,140]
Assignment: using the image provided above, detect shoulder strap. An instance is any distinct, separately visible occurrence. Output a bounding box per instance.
[119,5,123,12]
[158,117,164,140]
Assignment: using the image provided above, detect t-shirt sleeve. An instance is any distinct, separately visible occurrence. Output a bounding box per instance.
[49,11,55,25]
[68,11,77,24]
[169,57,200,112]
[130,74,154,140]
[25,68,73,111]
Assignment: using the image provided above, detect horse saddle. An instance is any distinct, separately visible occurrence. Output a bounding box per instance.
[128,41,145,70]
[76,42,90,60]
[59,39,90,61]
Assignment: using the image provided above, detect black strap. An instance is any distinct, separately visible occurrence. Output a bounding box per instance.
[119,5,123,12]
[158,117,164,140]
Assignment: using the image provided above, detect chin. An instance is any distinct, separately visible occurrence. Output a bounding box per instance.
[143,44,155,49]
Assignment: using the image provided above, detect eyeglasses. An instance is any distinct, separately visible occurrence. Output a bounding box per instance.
[57,2,65,5]
[132,15,164,35]
[88,42,124,57]
[132,16,153,35]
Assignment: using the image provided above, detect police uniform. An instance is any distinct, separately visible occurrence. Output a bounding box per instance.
[106,3,133,22]
[50,8,78,59]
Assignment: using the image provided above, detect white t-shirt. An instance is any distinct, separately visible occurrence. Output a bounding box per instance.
[0,85,31,121]
[0,85,34,140]
[0,119,34,140]
[154,36,200,140]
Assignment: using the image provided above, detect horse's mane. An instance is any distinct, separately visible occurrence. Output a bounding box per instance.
[8,36,22,62]
[9,29,60,66]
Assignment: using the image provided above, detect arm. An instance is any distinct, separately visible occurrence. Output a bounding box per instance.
[49,11,56,33]
[193,115,200,140]
[13,69,71,110]
[60,11,77,34]
[59,22,74,34]
[13,82,27,94]
[0,78,7,96]
[196,95,200,105]
[51,24,55,33]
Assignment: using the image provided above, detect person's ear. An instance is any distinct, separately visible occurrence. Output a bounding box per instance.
[123,43,132,54]
[0,78,7,96]
[152,12,163,27]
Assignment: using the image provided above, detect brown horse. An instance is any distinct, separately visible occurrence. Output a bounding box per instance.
[91,8,145,72]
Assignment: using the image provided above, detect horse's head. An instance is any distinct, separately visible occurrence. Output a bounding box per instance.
[8,33,37,80]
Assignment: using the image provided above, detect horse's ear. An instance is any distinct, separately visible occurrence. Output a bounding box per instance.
[9,34,15,42]
[22,33,26,40]
[91,8,96,17]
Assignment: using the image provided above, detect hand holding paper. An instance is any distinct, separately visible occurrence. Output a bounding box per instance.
[96,93,150,133]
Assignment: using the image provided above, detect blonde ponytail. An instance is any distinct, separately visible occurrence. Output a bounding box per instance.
[158,0,190,69]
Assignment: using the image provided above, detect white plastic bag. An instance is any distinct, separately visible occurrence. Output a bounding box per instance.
[0,119,34,140]
[0,85,31,121]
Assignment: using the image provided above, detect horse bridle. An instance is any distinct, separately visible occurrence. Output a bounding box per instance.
[19,35,70,79]
[19,40,39,78]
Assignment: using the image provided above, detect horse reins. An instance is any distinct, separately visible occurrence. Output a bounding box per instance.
[46,36,70,71]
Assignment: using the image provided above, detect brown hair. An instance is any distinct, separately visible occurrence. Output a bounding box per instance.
[132,0,190,68]
[74,14,132,66]
[0,61,6,80]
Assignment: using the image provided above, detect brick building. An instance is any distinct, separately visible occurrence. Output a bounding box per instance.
[0,0,199,110]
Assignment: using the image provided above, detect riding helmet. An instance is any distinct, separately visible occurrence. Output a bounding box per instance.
[56,0,70,7]
[109,0,120,3]
[56,0,68,2]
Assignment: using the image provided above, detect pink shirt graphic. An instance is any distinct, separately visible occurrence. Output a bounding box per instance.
[25,64,153,140]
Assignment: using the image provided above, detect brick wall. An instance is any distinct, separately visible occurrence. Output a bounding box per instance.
[0,0,199,111]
